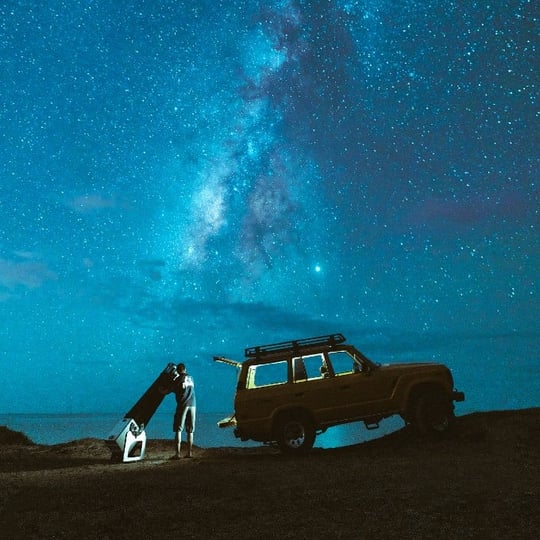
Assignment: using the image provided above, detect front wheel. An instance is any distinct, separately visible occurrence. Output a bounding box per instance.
[412,392,454,435]
[274,413,315,454]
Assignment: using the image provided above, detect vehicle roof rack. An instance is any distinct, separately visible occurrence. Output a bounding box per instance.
[245,333,346,358]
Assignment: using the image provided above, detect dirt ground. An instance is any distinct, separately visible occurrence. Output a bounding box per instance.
[1,408,539,539]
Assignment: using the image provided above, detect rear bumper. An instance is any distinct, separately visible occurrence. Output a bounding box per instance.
[453,390,465,402]
[217,415,236,428]
[234,417,273,443]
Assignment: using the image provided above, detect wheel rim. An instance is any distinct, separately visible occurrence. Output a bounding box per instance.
[413,393,453,435]
[431,414,449,432]
[282,420,306,449]
[426,400,451,432]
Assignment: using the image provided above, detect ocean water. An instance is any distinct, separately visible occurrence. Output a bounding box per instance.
[0,411,405,449]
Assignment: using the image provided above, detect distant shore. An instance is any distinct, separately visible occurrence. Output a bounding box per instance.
[1,408,539,539]
[0,410,404,448]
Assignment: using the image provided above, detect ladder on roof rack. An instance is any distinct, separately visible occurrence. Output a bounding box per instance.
[245,333,346,358]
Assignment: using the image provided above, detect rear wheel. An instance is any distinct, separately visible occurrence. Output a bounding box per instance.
[274,413,315,454]
[413,391,454,435]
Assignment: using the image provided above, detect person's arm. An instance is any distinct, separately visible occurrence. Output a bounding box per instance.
[158,384,171,395]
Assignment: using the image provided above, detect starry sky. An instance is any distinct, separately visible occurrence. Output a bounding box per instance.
[1,0,538,415]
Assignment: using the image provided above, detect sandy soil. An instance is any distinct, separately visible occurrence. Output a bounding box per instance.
[1,408,539,539]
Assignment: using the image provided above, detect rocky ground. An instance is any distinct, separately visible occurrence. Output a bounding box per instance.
[1,408,539,539]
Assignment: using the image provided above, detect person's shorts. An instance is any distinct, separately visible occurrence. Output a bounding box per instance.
[173,406,196,433]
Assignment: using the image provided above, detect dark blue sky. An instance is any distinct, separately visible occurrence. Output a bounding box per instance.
[1,1,538,414]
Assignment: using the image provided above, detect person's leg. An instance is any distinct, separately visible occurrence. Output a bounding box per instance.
[186,432,193,457]
[172,410,181,458]
[174,406,188,458]
[185,407,195,457]
[175,430,182,458]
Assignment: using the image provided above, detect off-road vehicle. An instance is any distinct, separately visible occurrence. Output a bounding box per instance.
[214,333,465,453]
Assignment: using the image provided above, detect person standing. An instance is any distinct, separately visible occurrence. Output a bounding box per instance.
[164,362,196,459]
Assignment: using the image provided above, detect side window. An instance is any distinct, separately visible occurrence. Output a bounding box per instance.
[327,351,356,376]
[293,354,326,382]
[247,360,288,388]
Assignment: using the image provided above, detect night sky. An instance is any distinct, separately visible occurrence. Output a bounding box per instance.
[1,1,538,415]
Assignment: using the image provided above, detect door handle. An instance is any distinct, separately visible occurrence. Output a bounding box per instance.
[294,392,304,397]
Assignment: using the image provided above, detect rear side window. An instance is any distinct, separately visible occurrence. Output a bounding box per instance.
[328,350,356,375]
[293,353,326,381]
[246,360,288,389]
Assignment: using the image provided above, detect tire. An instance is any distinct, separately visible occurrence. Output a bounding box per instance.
[274,413,316,454]
[412,391,454,435]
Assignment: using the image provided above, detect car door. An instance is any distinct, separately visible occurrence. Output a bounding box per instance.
[290,353,342,424]
[326,351,397,419]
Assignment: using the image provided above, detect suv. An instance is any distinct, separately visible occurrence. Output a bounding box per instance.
[214,333,465,453]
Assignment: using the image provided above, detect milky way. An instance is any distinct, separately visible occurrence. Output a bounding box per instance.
[0,1,538,413]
